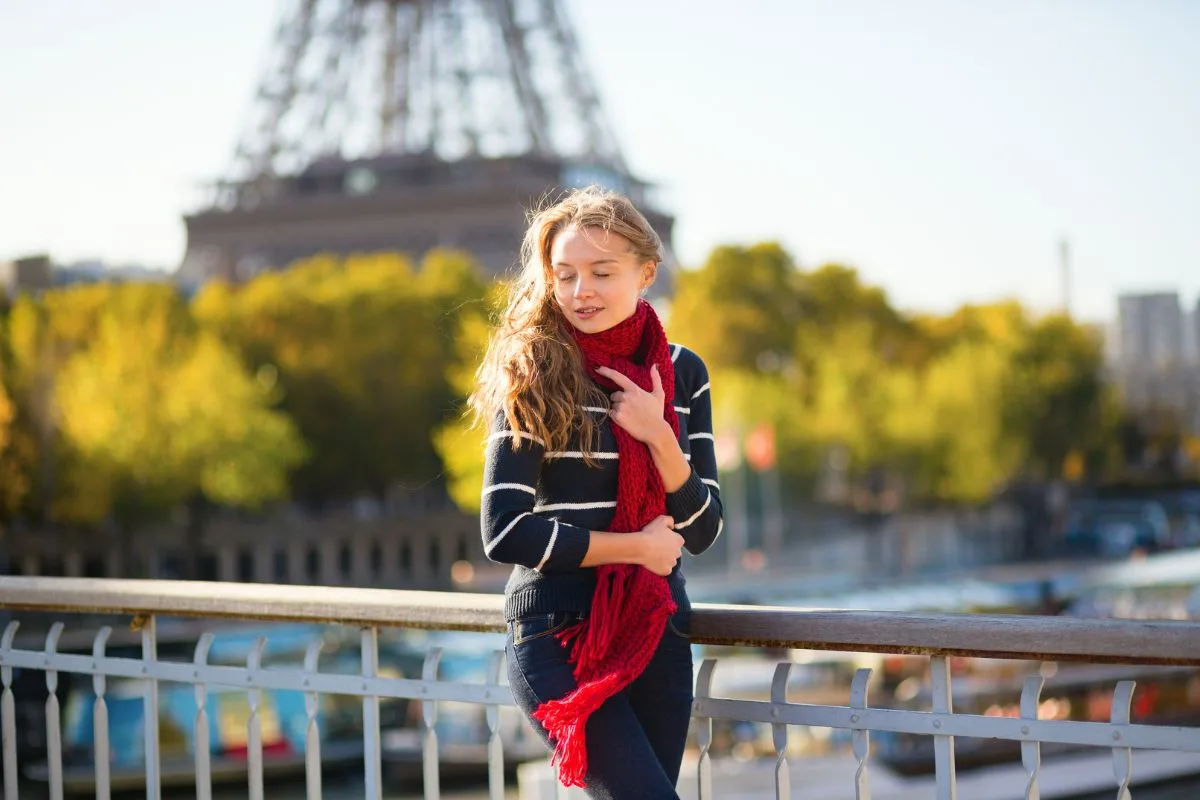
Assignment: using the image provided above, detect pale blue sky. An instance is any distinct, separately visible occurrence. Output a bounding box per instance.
[1,0,1197,322]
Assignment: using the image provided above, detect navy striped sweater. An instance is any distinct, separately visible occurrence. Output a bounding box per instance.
[481,343,725,621]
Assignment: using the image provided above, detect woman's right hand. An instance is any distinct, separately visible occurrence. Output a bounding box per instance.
[639,515,685,576]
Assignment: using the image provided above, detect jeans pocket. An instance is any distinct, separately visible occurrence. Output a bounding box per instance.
[666,611,692,640]
[510,612,578,647]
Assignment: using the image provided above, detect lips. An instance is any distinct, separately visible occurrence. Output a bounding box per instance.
[575,307,602,319]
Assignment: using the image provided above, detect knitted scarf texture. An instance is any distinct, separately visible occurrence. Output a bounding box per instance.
[532,299,680,788]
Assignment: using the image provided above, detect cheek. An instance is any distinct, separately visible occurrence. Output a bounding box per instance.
[550,280,569,305]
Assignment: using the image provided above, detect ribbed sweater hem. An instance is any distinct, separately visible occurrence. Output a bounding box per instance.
[503,570,690,621]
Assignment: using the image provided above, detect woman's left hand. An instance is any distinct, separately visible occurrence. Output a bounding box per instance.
[595,364,672,446]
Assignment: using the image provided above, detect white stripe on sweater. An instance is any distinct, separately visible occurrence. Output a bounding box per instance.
[688,433,714,441]
[582,406,607,413]
[486,512,530,554]
[673,406,690,415]
[674,490,712,530]
[483,482,536,496]
[702,478,721,489]
[534,521,558,571]
[671,344,682,362]
[691,382,710,401]
[533,500,618,513]
[544,451,619,459]
[487,430,545,446]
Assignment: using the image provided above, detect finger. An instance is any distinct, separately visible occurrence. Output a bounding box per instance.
[595,366,638,392]
[650,364,664,397]
[610,391,625,404]
[661,515,675,527]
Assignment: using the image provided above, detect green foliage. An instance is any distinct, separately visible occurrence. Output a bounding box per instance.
[0,359,21,519]
[668,243,1122,505]
[669,243,803,373]
[432,281,507,513]
[0,237,1138,531]
[0,283,305,527]
[51,284,306,524]
[195,249,488,507]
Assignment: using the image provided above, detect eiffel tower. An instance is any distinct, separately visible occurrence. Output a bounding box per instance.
[177,0,675,289]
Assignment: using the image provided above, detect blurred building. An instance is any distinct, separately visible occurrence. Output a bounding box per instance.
[0,254,53,296]
[54,259,171,287]
[1115,291,1200,432]
[0,256,172,295]
[1116,292,1185,369]
[180,153,673,292]
[1189,300,1200,366]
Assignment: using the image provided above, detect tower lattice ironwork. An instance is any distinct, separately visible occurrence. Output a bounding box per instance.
[179,0,673,286]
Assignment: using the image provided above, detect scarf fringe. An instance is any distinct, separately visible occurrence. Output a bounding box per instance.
[532,670,624,787]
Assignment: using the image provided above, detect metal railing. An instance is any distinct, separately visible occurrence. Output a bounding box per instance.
[1,576,1199,800]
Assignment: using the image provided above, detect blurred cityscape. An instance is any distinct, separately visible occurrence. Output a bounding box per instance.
[2,0,1199,796]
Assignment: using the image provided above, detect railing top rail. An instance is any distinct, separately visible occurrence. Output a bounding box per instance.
[3,576,1200,666]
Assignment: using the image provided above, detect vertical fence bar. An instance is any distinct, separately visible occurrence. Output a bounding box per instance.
[303,637,324,800]
[192,633,215,800]
[246,637,267,800]
[1020,676,1044,800]
[0,622,18,800]
[485,650,505,800]
[770,662,792,800]
[694,659,717,800]
[362,627,382,800]
[421,647,443,800]
[1111,681,1135,800]
[929,656,957,800]
[850,668,873,800]
[140,615,162,800]
[44,622,65,800]
[92,627,114,800]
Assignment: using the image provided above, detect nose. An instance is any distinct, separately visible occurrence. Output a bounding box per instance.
[573,274,595,300]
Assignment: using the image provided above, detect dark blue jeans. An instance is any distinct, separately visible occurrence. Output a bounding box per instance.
[506,609,694,799]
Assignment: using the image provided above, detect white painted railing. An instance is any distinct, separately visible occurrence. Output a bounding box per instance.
[1,576,1199,800]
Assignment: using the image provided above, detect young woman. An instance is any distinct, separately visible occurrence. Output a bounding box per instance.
[470,186,723,798]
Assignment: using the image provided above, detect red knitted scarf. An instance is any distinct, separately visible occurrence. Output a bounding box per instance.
[532,299,679,788]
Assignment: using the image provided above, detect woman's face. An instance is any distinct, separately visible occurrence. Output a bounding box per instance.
[550,225,654,334]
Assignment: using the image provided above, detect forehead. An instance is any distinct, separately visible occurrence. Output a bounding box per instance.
[550,225,635,264]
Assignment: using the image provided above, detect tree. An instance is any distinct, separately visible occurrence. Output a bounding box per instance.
[52,283,307,574]
[669,243,803,374]
[432,282,505,513]
[0,363,24,521]
[3,284,124,522]
[194,249,488,508]
[1003,314,1115,480]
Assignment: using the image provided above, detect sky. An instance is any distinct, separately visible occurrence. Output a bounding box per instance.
[1,0,1198,323]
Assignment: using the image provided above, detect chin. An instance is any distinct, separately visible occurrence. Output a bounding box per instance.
[584,318,618,333]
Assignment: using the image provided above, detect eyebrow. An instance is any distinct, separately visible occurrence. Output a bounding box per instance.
[552,258,622,269]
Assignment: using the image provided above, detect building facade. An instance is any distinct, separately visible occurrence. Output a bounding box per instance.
[1115,291,1200,434]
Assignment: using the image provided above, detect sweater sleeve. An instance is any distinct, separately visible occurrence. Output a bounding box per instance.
[666,350,725,555]
[480,414,591,572]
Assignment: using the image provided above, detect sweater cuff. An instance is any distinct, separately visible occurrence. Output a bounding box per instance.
[665,469,709,522]
[546,522,590,571]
